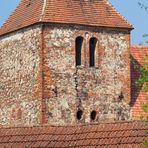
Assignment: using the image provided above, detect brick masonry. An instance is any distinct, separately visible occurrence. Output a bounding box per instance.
[0,24,131,126]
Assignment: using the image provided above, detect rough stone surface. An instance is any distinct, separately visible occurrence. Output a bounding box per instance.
[43,25,131,125]
[0,24,131,126]
[0,25,42,126]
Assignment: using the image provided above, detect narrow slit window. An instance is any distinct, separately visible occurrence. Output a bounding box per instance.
[75,36,83,66]
[90,110,97,121]
[89,37,97,67]
[76,110,83,120]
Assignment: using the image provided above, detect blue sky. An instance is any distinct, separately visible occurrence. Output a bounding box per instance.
[0,0,148,45]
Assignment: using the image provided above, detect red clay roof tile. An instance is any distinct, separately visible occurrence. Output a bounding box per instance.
[131,45,148,119]
[0,121,147,147]
[0,0,133,36]
[131,46,148,62]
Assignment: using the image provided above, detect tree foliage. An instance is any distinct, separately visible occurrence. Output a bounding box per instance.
[138,0,148,45]
[138,1,148,11]
[136,55,148,121]
[136,56,148,91]
[136,3,148,146]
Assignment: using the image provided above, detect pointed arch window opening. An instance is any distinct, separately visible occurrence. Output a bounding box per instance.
[75,36,84,66]
[89,37,98,67]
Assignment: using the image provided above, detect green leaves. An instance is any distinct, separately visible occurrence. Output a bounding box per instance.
[142,34,148,44]
[136,55,148,91]
[138,57,148,98]
[138,1,148,10]
[143,34,148,38]
[144,140,148,148]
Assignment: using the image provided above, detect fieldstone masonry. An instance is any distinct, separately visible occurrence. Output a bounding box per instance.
[0,23,131,126]
[43,25,131,125]
[0,25,42,126]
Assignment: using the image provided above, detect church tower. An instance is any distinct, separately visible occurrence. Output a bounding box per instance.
[0,0,133,126]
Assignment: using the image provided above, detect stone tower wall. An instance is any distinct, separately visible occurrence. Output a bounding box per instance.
[43,25,131,125]
[0,24,131,126]
[0,25,42,126]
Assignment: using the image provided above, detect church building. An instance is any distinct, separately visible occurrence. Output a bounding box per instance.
[0,0,147,147]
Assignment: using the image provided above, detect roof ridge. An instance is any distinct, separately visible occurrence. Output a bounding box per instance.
[39,0,47,21]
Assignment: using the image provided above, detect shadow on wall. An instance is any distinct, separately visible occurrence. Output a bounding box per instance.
[130,55,143,107]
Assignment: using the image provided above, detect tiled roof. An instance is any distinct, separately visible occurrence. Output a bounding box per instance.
[131,45,148,64]
[0,121,147,147]
[131,45,148,118]
[0,0,133,36]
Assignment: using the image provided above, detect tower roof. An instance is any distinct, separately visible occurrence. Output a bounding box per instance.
[0,0,133,36]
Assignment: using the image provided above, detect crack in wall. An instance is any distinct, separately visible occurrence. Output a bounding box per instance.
[74,68,82,109]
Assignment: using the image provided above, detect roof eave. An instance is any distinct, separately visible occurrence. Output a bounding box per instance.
[0,22,133,37]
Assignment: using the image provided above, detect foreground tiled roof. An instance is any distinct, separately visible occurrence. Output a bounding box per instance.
[131,45,148,119]
[0,0,133,36]
[0,121,147,147]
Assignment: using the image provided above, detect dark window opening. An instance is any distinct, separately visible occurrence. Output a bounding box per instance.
[76,36,83,66]
[89,37,97,67]
[90,110,97,121]
[77,110,83,120]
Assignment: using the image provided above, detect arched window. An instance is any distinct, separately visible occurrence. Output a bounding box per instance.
[76,110,83,120]
[89,37,98,67]
[90,110,97,121]
[75,36,84,66]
